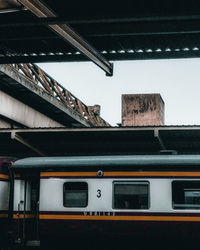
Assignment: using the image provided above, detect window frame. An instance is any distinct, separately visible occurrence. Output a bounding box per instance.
[112,181,150,210]
[172,180,200,210]
[63,181,88,208]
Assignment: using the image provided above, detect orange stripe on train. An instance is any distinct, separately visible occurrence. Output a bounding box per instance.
[0,174,9,180]
[40,171,200,177]
[39,214,200,222]
[40,172,96,177]
[13,214,35,219]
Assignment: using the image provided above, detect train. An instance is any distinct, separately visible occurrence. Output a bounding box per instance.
[1,154,200,248]
[0,157,16,247]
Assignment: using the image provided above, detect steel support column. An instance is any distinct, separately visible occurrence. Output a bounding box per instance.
[18,0,113,76]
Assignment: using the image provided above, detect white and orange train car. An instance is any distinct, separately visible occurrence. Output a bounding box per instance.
[0,157,16,247]
[11,155,200,247]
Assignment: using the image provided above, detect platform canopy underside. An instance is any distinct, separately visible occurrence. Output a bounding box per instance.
[1,0,200,63]
[1,126,200,158]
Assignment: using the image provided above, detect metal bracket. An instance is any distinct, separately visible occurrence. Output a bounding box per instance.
[154,129,166,150]
[11,132,46,156]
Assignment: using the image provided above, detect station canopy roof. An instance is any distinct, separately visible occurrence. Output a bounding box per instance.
[1,0,200,66]
[1,126,200,158]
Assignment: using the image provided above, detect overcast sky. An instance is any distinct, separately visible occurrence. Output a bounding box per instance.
[38,58,200,126]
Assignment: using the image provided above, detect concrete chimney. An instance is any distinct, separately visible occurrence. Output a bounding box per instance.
[122,94,165,126]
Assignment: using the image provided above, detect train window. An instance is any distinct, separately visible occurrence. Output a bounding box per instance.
[172,181,200,209]
[63,182,88,207]
[113,181,149,209]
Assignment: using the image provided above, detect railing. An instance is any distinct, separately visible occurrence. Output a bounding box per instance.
[9,63,110,127]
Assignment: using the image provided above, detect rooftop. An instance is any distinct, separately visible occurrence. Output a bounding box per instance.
[1,0,200,74]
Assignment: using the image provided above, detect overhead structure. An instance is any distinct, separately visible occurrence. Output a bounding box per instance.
[0,126,200,157]
[17,0,113,76]
[0,89,64,128]
[0,0,24,13]
[0,0,200,64]
[0,63,110,128]
[0,0,113,76]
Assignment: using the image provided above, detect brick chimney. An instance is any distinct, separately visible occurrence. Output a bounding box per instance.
[122,94,165,126]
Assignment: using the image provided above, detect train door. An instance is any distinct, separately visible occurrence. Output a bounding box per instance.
[14,174,40,247]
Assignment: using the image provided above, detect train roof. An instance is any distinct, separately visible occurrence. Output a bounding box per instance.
[13,155,200,172]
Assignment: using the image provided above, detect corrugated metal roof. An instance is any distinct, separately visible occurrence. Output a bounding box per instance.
[1,0,200,63]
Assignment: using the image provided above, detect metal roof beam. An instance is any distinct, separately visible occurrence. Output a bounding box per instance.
[18,0,113,76]
[2,15,200,27]
[0,0,25,13]
[7,16,200,27]
[11,132,47,156]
